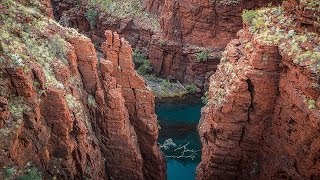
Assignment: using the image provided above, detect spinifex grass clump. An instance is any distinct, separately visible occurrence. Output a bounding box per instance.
[242,6,320,74]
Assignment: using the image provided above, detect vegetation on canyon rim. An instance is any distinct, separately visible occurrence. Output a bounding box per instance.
[85,0,160,31]
[0,1,95,174]
[205,2,320,107]
[0,0,93,123]
[241,5,320,75]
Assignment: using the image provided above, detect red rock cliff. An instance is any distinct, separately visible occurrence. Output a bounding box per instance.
[0,1,165,179]
[147,0,281,89]
[197,1,320,179]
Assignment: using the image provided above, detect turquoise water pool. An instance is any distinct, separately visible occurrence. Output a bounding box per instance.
[156,96,203,180]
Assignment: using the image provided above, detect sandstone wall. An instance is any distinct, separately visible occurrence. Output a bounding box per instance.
[0,1,165,179]
[197,2,320,179]
[147,0,280,89]
[51,0,155,53]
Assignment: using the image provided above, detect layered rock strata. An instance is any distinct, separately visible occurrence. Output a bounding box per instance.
[51,0,158,53]
[0,1,164,179]
[147,0,281,89]
[101,30,165,180]
[197,2,320,179]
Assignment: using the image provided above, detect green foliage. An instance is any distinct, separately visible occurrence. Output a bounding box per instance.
[48,35,67,63]
[195,50,209,63]
[8,97,30,120]
[242,10,256,24]
[137,61,152,75]
[144,74,187,98]
[294,51,320,64]
[85,8,98,29]
[4,167,17,178]
[10,54,24,66]
[133,49,152,75]
[88,0,159,31]
[161,79,172,90]
[18,167,42,180]
[242,6,320,74]
[201,91,209,105]
[185,83,197,94]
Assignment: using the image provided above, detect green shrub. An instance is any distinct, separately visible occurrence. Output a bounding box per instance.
[242,10,256,24]
[137,60,152,75]
[4,167,17,178]
[49,35,67,63]
[88,0,160,32]
[18,167,42,180]
[85,8,98,29]
[133,49,146,65]
[133,49,152,75]
[195,50,209,63]
[161,79,172,90]
[201,91,209,105]
[185,83,197,94]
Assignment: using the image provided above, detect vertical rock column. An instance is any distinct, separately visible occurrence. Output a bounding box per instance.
[102,30,166,180]
[196,29,281,179]
[68,35,145,179]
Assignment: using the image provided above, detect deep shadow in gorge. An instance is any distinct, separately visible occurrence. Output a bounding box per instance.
[156,96,203,180]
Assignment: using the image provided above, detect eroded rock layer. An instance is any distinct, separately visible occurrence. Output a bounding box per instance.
[51,0,158,53]
[147,0,281,89]
[0,1,164,179]
[197,1,320,179]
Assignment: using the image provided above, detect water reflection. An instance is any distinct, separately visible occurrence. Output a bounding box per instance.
[156,96,203,180]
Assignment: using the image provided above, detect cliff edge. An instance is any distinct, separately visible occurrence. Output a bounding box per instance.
[0,1,165,179]
[197,0,320,179]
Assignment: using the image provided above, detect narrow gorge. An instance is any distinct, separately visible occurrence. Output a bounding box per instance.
[0,0,319,180]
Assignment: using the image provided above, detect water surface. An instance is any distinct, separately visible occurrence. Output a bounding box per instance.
[156,96,203,180]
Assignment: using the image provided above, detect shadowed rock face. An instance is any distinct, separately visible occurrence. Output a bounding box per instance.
[145,0,281,89]
[0,1,165,179]
[52,0,281,90]
[101,30,166,180]
[51,0,156,54]
[197,1,320,179]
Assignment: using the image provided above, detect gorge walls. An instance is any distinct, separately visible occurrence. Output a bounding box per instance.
[197,1,320,179]
[51,0,157,53]
[52,0,281,91]
[146,0,281,89]
[0,1,164,179]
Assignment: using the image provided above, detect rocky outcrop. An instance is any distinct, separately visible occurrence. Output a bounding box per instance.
[141,0,164,16]
[147,0,280,46]
[149,35,221,89]
[0,1,164,179]
[101,30,166,180]
[51,0,158,53]
[147,0,281,90]
[283,0,320,33]
[197,2,320,179]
